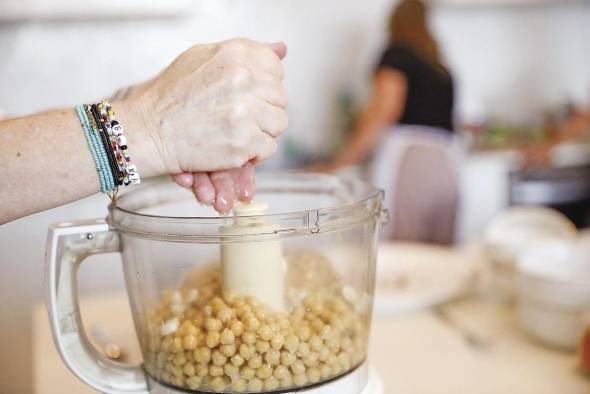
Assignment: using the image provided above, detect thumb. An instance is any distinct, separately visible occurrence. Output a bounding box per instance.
[267,42,287,60]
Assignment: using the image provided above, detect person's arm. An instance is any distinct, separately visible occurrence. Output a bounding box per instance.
[0,102,159,224]
[318,69,407,171]
[0,39,288,224]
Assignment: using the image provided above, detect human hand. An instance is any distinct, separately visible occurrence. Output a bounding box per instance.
[171,163,255,212]
[123,38,287,212]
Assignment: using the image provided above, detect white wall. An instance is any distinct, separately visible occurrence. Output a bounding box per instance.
[1,1,589,392]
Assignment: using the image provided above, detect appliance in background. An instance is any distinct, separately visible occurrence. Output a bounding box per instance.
[509,165,590,228]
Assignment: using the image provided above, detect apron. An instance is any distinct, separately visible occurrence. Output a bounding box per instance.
[369,125,462,244]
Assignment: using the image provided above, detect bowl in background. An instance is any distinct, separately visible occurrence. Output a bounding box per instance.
[483,206,577,301]
[516,239,590,350]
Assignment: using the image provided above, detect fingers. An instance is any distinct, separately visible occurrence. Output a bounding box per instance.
[246,43,285,80]
[171,173,194,189]
[253,73,288,107]
[254,100,288,137]
[209,170,235,213]
[192,173,216,206]
[267,42,287,60]
[231,163,255,202]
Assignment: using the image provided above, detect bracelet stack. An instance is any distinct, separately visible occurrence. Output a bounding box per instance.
[75,99,141,196]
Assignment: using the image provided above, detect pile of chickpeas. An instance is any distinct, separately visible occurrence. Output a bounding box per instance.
[143,252,368,393]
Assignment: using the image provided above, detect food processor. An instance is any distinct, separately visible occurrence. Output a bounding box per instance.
[45,173,386,394]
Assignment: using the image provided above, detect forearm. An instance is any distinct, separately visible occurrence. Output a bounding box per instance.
[0,101,161,224]
[331,115,388,168]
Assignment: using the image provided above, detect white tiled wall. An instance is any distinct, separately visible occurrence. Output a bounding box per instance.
[0,1,589,392]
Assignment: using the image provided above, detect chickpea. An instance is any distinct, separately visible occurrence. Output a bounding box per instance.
[212,350,227,366]
[186,376,202,390]
[231,377,247,392]
[205,318,223,332]
[193,347,211,364]
[255,340,270,354]
[220,328,235,345]
[280,351,296,366]
[224,363,239,378]
[307,367,321,383]
[303,352,319,367]
[183,363,196,377]
[284,334,299,353]
[338,352,351,370]
[196,364,209,377]
[247,377,263,392]
[171,337,183,354]
[231,354,245,367]
[179,321,197,337]
[209,376,227,392]
[230,321,244,337]
[256,364,273,379]
[331,362,342,376]
[211,297,225,310]
[318,346,330,362]
[290,360,306,375]
[293,373,308,386]
[239,344,254,360]
[172,354,187,366]
[241,331,256,345]
[280,373,293,388]
[240,366,256,380]
[296,342,310,358]
[264,376,280,390]
[206,331,220,348]
[248,354,262,369]
[217,307,234,323]
[325,336,340,352]
[245,315,260,332]
[220,343,237,357]
[258,325,273,341]
[172,375,185,387]
[264,349,281,366]
[296,326,311,342]
[320,364,332,379]
[271,334,285,350]
[170,365,183,378]
[182,335,198,351]
[273,365,289,380]
[209,365,224,377]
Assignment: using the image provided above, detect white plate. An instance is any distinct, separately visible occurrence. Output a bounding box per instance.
[374,242,476,316]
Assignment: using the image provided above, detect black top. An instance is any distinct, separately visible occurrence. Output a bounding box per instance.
[377,44,454,132]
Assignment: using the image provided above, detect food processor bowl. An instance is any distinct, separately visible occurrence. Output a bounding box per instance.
[45,173,387,394]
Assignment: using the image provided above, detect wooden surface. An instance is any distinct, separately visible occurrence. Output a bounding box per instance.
[33,243,590,394]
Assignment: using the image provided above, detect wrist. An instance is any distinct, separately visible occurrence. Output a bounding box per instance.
[114,97,166,179]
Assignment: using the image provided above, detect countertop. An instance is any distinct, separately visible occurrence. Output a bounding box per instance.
[33,245,589,394]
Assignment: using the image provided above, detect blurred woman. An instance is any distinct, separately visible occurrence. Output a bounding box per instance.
[318,0,459,244]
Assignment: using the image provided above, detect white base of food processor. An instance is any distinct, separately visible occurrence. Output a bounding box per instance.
[146,363,383,394]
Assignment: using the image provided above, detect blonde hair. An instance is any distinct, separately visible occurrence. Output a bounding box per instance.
[389,0,445,72]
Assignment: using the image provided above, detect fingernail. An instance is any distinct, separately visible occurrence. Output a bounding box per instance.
[197,186,215,205]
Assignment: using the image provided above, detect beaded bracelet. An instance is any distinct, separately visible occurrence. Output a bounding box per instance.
[97,99,141,185]
[75,105,106,191]
[89,104,124,186]
[75,98,141,197]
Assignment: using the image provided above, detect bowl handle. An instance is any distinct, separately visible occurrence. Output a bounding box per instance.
[45,219,148,394]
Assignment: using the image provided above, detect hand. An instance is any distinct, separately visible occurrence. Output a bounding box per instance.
[171,163,255,212]
[133,38,288,175]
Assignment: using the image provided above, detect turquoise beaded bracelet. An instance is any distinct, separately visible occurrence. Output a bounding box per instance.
[76,104,115,193]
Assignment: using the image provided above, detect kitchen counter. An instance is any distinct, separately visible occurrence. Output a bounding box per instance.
[32,245,589,394]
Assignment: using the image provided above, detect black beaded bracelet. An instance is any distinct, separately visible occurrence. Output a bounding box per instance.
[88,105,123,186]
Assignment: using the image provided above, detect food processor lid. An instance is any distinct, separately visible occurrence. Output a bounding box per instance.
[107,172,385,242]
